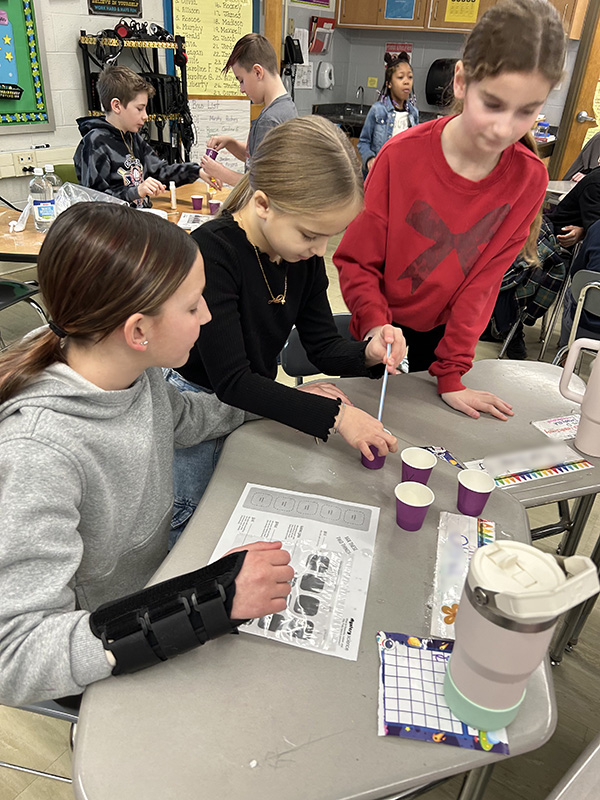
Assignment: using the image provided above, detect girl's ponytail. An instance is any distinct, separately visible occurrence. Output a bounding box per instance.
[220,173,253,215]
[0,329,64,404]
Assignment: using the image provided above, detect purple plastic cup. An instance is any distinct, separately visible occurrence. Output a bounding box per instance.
[205,147,218,160]
[361,444,386,470]
[401,447,437,485]
[209,200,221,215]
[457,469,496,517]
[191,194,203,211]
[394,482,435,531]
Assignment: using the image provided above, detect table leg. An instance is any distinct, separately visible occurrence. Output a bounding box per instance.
[455,765,495,800]
[557,494,597,557]
[550,520,600,664]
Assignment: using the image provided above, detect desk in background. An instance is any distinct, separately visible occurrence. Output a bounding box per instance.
[0,181,228,264]
[73,375,555,800]
[370,360,600,663]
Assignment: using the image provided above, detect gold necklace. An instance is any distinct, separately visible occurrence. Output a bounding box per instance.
[120,130,135,159]
[251,242,287,305]
[235,212,288,305]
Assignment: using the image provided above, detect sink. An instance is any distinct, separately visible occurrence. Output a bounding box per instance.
[312,102,370,137]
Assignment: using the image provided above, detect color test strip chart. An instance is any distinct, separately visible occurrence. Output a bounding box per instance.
[494,459,593,488]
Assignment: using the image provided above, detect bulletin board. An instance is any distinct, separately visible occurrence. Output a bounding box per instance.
[0,0,54,131]
[170,0,253,97]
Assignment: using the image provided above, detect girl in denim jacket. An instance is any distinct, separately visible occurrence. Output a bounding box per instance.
[357,53,419,178]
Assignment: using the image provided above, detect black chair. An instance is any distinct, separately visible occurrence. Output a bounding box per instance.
[280,313,352,385]
[0,279,48,349]
[0,699,79,783]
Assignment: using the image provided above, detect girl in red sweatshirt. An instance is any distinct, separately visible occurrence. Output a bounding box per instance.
[334,0,565,421]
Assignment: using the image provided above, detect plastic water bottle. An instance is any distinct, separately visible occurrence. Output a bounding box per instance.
[29,167,55,233]
[43,164,63,197]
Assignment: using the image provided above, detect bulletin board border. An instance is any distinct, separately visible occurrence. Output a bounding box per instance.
[0,0,55,133]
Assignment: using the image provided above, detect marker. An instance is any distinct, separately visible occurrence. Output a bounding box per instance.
[377,343,391,422]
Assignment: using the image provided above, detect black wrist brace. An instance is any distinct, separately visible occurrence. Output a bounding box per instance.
[89,551,247,675]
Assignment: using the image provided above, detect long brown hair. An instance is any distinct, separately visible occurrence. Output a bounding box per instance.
[222,115,363,217]
[0,203,198,404]
[451,0,566,261]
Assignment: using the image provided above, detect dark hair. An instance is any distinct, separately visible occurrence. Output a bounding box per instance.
[0,203,198,404]
[223,33,278,76]
[453,0,566,261]
[381,52,413,102]
[97,65,155,112]
[222,115,363,216]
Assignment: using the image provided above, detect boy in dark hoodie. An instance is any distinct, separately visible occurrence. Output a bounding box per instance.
[74,66,202,207]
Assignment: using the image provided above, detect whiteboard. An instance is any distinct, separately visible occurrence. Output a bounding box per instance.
[189,98,252,175]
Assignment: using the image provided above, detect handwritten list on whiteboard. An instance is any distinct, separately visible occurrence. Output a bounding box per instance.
[189,98,251,177]
[173,0,253,95]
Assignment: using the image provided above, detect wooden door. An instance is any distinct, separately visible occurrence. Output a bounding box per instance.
[550,3,600,179]
[376,0,428,28]
[338,0,380,26]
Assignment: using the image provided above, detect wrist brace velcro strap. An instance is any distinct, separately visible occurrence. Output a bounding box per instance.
[89,551,247,675]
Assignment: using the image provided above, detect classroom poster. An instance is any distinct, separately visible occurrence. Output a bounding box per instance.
[171,0,252,95]
[444,0,479,24]
[0,0,53,130]
[384,0,416,21]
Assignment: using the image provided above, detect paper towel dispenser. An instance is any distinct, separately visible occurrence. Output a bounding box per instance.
[317,62,335,90]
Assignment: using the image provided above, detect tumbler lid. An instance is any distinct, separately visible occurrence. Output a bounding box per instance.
[467,542,599,623]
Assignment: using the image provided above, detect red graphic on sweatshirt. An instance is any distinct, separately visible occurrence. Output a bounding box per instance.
[402,201,511,293]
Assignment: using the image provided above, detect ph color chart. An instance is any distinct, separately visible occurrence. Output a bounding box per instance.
[491,459,593,488]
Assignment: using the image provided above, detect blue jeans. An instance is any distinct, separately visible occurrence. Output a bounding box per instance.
[164,369,225,548]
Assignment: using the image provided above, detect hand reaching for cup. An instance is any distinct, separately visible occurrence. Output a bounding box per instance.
[335,403,397,461]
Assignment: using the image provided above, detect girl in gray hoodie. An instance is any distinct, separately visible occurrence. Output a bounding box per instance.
[0,203,293,706]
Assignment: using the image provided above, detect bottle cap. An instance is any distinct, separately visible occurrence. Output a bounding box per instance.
[44,164,55,171]
[467,541,599,622]
[33,167,44,175]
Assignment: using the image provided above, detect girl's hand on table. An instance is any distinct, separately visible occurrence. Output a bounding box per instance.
[227,541,293,620]
[364,324,406,373]
[441,388,514,421]
[297,381,353,405]
[335,404,398,459]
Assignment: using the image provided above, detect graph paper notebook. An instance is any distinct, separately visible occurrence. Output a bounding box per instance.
[377,631,509,754]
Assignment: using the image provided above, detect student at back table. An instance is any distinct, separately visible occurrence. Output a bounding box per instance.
[74,66,204,207]
[200,33,297,187]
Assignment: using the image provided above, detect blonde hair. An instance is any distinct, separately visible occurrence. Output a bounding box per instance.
[0,204,198,404]
[452,0,566,261]
[222,115,363,216]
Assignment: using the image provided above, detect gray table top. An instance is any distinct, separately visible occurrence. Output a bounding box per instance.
[367,359,598,509]
[73,365,557,800]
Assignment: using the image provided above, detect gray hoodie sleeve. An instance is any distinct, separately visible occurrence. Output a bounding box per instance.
[158,370,257,448]
[0,438,112,707]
